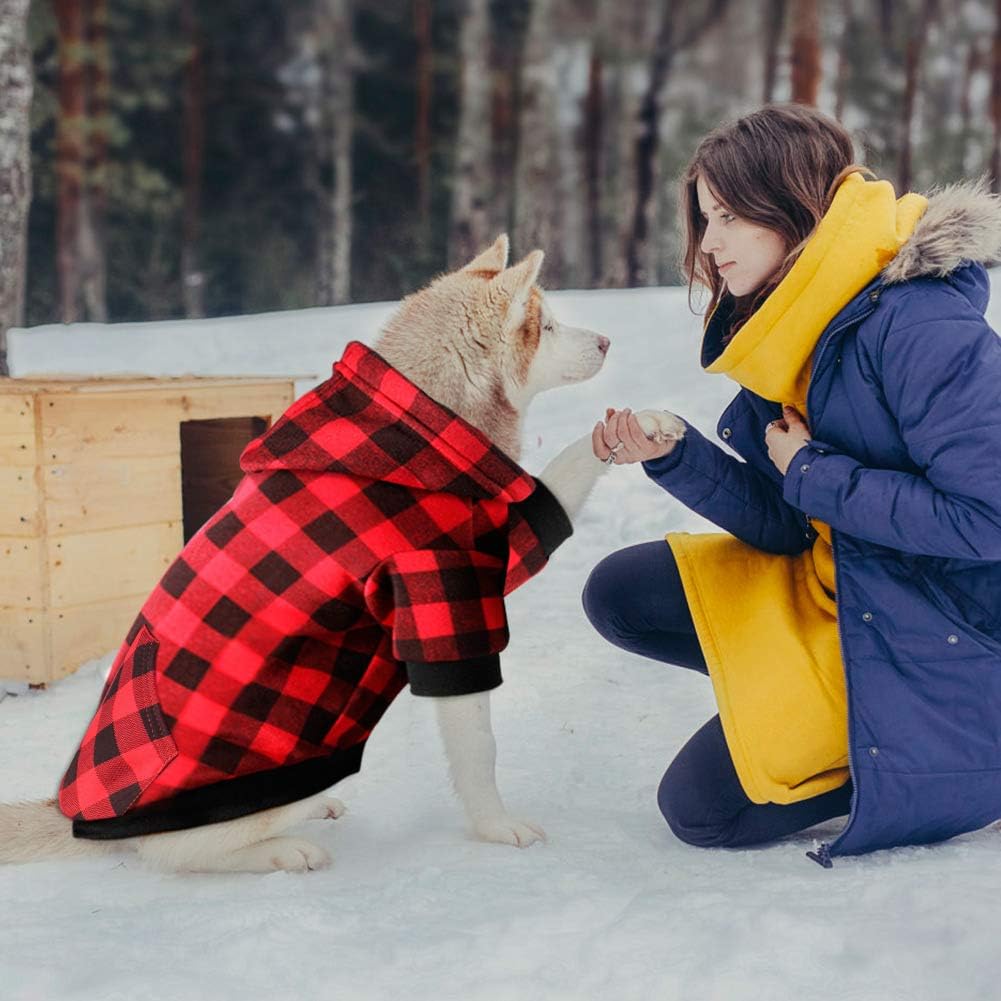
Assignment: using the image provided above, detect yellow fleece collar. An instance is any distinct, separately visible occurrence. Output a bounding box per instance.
[703,172,928,414]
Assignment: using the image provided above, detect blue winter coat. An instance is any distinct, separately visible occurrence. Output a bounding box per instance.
[645,186,1001,865]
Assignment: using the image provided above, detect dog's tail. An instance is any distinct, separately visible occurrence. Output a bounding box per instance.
[0,798,113,863]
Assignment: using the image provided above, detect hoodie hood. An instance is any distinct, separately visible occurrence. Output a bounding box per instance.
[701,173,1001,412]
[881,175,1001,286]
[239,340,536,503]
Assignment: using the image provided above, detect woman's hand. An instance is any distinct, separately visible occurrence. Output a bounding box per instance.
[765,404,812,475]
[593,408,681,465]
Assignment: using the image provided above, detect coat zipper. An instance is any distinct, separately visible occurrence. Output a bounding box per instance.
[800,291,880,870]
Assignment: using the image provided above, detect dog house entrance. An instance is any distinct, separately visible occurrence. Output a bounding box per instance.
[180,416,268,542]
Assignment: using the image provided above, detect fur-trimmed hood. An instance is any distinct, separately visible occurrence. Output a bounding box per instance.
[882,176,1001,284]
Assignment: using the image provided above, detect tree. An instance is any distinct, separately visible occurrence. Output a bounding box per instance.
[414,0,433,252]
[80,0,108,322]
[762,0,786,104]
[790,0,820,105]
[316,0,353,305]
[898,0,937,191]
[623,0,730,287]
[449,0,491,267]
[0,0,33,375]
[833,0,854,121]
[180,0,205,318]
[54,0,86,323]
[992,0,1001,190]
[513,0,565,279]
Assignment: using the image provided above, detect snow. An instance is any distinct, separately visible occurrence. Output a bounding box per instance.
[3,283,1001,1001]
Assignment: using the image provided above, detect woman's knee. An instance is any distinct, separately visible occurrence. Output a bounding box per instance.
[657,761,739,849]
[581,551,631,639]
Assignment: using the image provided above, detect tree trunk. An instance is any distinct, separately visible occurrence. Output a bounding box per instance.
[992,0,1001,192]
[583,45,603,285]
[329,0,352,304]
[833,0,853,121]
[762,0,786,104]
[877,0,894,47]
[0,0,33,375]
[513,0,563,279]
[315,0,353,305]
[181,0,206,318]
[449,0,492,267]
[55,0,87,324]
[790,0,820,106]
[960,40,980,135]
[80,0,109,322]
[624,0,730,287]
[898,0,936,192]
[414,0,433,253]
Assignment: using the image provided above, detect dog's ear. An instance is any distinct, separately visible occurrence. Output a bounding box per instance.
[491,249,544,301]
[462,234,509,273]
[491,249,544,331]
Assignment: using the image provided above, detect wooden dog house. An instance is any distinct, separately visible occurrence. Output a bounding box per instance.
[0,376,297,685]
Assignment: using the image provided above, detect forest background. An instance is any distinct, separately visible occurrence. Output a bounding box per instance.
[1,0,999,375]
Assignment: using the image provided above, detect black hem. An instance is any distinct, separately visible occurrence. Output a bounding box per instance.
[71,742,366,840]
[407,654,503,697]
[516,479,573,557]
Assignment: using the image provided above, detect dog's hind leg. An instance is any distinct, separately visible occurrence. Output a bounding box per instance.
[133,791,341,873]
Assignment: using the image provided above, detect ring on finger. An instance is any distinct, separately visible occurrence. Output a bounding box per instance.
[610,440,625,453]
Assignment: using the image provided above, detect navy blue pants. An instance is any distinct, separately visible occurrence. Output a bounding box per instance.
[582,541,852,849]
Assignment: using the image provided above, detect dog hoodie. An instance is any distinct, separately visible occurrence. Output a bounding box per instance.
[58,340,572,838]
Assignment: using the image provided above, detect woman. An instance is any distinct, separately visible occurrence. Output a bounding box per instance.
[583,103,1001,867]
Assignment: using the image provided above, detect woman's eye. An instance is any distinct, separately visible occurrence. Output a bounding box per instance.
[721,212,735,223]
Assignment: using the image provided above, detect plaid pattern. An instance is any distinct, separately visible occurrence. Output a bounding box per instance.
[59,341,572,833]
[58,626,178,821]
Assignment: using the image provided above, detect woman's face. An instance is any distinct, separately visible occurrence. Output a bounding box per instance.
[696,175,787,298]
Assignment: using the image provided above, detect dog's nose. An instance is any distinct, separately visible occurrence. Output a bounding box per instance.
[597,335,610,355]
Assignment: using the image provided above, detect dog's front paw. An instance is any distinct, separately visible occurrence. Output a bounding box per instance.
[265,837,331,872]
[308,796,347,820]
[633,409,686,444]
[473,815,547,848]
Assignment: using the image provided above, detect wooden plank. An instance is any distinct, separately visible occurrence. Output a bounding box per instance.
[45,376,296,393]
[0,467,43,537]
[0,389,35,432]
[2,376,299,393]
[43,455,182,536]
[0,430,38,467]
[0,608,47,684]
[41,384,293,463]
[0,393,38,468]
[47,521,182,609]
[48,593,142,682]
[0,536,45,607]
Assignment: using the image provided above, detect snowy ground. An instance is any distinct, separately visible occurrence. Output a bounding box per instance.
[3,284,1000,1001]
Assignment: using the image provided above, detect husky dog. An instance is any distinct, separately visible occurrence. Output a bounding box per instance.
[0,235,683,873]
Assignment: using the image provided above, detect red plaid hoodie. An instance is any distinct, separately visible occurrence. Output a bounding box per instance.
[59,341,572,838]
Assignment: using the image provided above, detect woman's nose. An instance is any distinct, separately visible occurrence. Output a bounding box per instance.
[701,225,720,255]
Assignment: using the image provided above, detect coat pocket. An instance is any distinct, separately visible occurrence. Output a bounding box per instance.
[59,625,179,821]
[914,563,1001,659]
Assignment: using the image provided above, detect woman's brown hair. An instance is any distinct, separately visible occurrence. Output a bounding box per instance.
[678,103,872,341]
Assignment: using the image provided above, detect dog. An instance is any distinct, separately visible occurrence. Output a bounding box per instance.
[0,235,684,873]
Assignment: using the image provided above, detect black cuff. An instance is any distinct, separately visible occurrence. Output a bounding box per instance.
[72,742,366,840]
[515,479,573,557]
[407,654,503,697]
